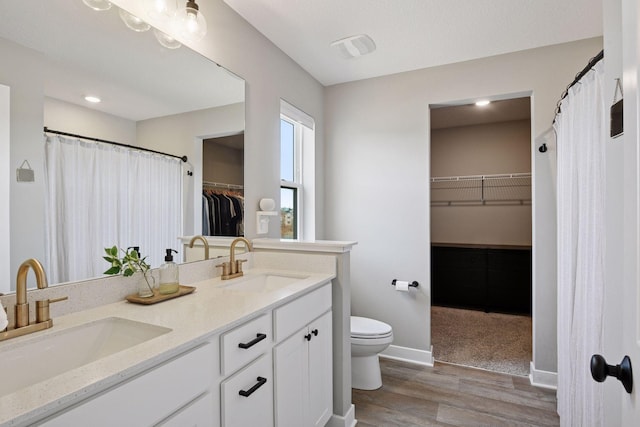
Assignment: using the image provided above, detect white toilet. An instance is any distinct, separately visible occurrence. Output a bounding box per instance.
[351,316,394,390]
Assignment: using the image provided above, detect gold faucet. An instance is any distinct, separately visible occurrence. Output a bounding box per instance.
[188,235,210,260]
[216,237,252,280]
[1,258,67,341]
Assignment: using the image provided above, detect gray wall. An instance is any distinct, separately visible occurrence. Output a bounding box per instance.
[431,119,532,246]
[203,136,244,185]
[324,37,603,373]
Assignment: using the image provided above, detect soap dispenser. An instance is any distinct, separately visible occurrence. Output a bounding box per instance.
[159,249,179,295]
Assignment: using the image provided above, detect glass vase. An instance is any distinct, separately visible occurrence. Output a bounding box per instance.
[136,270,156,298]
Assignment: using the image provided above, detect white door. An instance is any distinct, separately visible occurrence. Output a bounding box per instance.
[602,0,640,423]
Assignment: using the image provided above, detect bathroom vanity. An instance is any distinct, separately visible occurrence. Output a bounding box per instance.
[0,250,339,427]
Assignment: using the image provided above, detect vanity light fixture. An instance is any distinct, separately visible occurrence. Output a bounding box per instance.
[84,95,101,103]
[145,0,178,23]
[154,29,182,49]
[475,100,491,107]
[174,0,207,43]
[82,0,112,12]
[119,9,151,32]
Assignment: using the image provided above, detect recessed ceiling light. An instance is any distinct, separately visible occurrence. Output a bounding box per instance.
[84,95,101,103]
[475,100,491,107]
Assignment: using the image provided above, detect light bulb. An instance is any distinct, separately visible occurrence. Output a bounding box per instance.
[82,0,112,11]
[154,29,182,49]
[119,9,151,32]
[174,1,207,42]
[145,0,177,23]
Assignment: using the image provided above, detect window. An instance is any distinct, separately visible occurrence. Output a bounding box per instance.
[280,100,315,240]
[280,117,300,239]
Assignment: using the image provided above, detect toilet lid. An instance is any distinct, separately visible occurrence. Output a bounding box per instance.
[351,316,393,337]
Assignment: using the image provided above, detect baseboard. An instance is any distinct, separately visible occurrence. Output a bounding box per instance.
[379,344,434,367]
[529,361,558,390]
[327,404,356,427]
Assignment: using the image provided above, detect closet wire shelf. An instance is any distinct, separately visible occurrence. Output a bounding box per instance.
[430,173,531,205]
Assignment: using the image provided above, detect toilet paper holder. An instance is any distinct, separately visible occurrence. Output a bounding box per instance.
[391,279,419,288]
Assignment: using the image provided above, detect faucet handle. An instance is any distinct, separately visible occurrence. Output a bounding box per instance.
[236,259,248,274]
[216,262,230,277]
[36,296,68,323]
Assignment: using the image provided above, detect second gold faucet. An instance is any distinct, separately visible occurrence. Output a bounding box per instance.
[216,237,252,280]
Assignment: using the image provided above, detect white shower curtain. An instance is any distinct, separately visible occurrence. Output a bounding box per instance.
[44,135,183,284]
[555,61,606,426]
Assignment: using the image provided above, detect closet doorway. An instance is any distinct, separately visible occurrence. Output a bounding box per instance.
[429,96,532,376]
[201,133,245,237]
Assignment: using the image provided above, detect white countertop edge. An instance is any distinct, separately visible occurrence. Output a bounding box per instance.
[177,236,358,254]
[0,268,335,427]
[252,238,358,253]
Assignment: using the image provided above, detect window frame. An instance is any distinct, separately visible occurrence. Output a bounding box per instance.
[280,115,303,239]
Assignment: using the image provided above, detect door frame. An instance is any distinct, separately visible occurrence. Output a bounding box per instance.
[427,93,538,375]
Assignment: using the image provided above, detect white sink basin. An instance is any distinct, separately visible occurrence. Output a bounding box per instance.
[0,317,171,397]
[221,274,308,292]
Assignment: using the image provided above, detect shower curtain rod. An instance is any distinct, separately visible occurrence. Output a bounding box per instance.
[44,127,188,162]
[554,49,604,122]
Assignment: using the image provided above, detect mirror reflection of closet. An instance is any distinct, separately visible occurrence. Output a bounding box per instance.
[201,134,245,238]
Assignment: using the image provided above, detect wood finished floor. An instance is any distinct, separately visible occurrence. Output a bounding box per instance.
[352,358,559,427]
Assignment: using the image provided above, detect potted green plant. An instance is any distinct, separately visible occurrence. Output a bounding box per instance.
[103,246,155,297]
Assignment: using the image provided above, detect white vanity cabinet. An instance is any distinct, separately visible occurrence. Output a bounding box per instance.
[40,342,217,427]
[27,281,333,427]
[273,284,333,427]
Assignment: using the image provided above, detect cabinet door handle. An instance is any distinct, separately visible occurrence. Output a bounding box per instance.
[238,333,267,349]
[305,333,312,341]
[312,329,319,336]
[239,376,267,397]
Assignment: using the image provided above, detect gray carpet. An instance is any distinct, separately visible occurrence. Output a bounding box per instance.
[431,306,532,376]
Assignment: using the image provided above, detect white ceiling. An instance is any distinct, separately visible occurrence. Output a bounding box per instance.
[224,0,603,86]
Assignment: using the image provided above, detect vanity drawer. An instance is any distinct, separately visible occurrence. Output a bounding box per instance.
[273,282,331,342]
[221,354,273,427]
[41,343,214,426]
[221,313,272,376]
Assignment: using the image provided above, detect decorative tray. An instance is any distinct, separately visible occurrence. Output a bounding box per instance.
[126,285,196,305]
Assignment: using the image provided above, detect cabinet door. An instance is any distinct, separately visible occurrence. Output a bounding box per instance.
[221,354,273,427]
[307,311,333,427]
[274,326,308,427]
[158,392,216,427]
[431,246,487,310]
[40,343,215,427]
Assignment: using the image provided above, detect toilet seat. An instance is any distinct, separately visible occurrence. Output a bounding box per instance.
[351,316,393,339]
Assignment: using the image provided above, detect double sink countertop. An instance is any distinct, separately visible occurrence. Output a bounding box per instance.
[0,265,335,426]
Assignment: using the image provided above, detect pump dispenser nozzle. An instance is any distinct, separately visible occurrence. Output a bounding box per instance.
[165,248,177,261]
[127,246,141,258]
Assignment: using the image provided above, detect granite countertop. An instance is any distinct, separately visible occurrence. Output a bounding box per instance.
[0,267,335,426]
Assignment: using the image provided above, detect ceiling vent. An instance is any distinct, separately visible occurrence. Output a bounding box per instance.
[330,34,376,59]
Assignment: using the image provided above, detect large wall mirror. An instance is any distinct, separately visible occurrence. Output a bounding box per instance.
[0,0,245,293]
